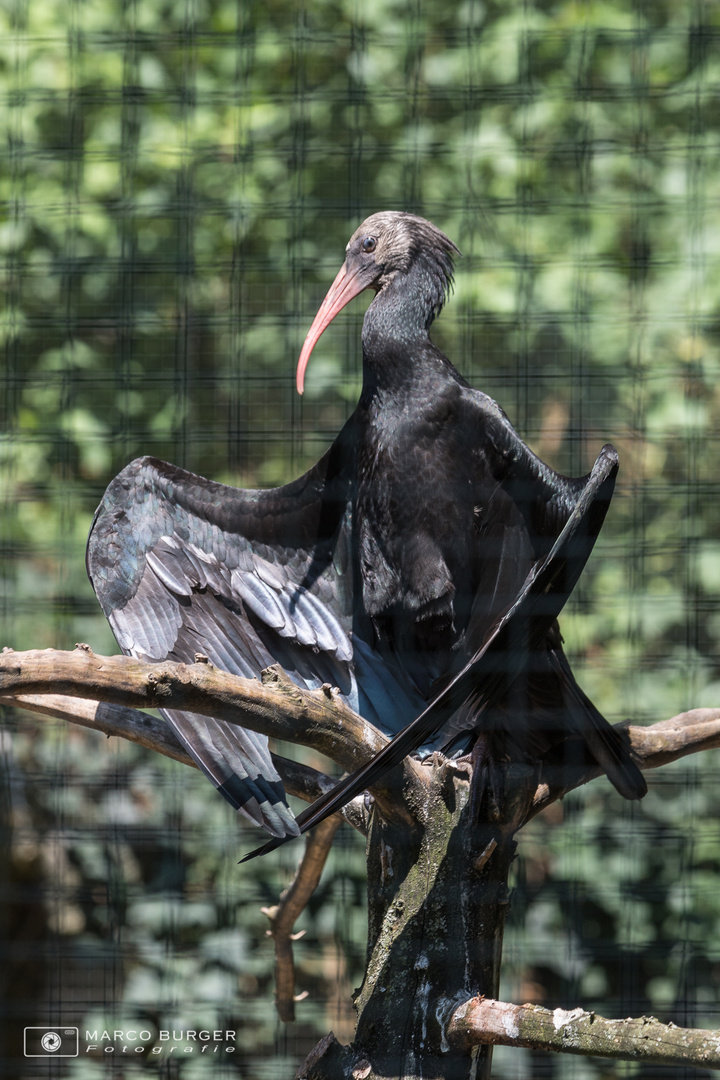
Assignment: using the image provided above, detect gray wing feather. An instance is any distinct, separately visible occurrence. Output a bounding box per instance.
[87,454,356,838]
[232,570,294,633]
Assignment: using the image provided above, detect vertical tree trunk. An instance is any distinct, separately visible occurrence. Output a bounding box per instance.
[299,761,537,1080]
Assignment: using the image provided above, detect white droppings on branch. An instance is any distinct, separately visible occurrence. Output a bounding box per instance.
[553,1007,585,1031]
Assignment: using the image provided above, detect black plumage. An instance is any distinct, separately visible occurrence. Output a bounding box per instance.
[86,211,646,848]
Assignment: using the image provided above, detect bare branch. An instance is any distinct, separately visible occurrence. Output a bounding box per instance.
[530,709,720,820]
[447,996,720,1070]
[262,815,343,1022]
[3,648,719,829]
[1,691,195,764]
[0,689,338,809]
[0,646,386,772]
[631,708,720,766]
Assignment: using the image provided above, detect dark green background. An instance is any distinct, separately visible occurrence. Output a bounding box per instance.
[2,1,720,1076]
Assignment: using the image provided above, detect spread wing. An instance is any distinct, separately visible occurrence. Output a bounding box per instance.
[463,389,605,646]
[86,429,362,838]
[401,391,630,760]
[453,395,645,795]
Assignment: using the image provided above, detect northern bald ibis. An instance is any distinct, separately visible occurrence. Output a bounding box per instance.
[87,212,646,854]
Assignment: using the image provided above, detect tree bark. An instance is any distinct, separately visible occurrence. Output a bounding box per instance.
[0,646,386,772]
[447,997,720,1070]
[3,649,719,793]
[349,764,532,1080]
[298,763,539,1080]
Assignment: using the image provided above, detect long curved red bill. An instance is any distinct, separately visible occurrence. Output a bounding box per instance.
[296,261,368,394]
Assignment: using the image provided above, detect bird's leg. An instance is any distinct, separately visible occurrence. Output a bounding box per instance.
[467,733,504,825]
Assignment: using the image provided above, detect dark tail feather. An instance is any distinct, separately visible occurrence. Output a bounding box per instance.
[550,649,646,800]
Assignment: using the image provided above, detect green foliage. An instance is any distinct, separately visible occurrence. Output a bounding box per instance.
[2,0,720,1076]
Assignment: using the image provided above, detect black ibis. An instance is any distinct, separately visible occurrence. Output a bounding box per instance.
[86,212,646,850]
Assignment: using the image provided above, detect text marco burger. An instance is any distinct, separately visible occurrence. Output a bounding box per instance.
[85,1030,237,1054]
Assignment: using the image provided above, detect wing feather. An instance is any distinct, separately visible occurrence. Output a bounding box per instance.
[87,443,357,837]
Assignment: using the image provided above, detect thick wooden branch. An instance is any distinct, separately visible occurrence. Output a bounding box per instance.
[631,708,720,766]
[0,646,386,774]
[447,996,720,1070]
[262,815,343,1022]
[2,650,720,824]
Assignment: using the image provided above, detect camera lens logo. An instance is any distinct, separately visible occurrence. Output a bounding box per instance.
[24,1027,79,1057]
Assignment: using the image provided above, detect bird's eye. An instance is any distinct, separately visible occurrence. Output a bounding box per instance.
[361,236,377,253]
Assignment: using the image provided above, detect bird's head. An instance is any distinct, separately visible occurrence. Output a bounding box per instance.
[296,212,459,394]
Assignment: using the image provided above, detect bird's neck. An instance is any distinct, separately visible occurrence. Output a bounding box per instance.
[360,260,456,398]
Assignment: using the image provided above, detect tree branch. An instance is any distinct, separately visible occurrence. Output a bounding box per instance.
[0,645,386,773]
[529,708,720,820]
[2,649,719,825]
[0,688,340,810]
[447,996,720,1070]
[262,815,343,1022]
[1,690,195,763]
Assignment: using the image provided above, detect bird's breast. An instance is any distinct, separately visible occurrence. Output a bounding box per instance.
[354,406,477,648]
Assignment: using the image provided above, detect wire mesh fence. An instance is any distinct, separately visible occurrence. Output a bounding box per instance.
[2,1,720,1077]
